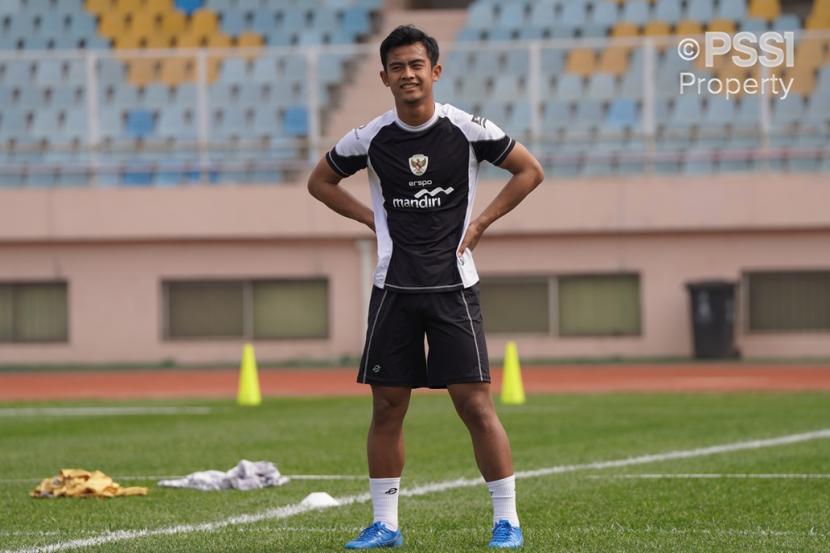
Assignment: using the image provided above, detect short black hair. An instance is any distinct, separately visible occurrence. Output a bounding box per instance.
[379,25,439,70]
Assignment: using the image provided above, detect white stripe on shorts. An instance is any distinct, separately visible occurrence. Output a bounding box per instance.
[362,289,388,384]
[460,289,483,381]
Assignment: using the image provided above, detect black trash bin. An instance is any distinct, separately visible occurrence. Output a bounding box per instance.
[686,280,738,359]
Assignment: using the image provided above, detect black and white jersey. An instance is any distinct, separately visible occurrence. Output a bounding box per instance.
[326,102,515,293]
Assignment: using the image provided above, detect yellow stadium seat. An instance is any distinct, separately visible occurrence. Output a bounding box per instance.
[115,34,146,49]
[674,20,704,36]
[160,11,187,35]
[597,46,629,75]
[175,33,204,48]
[795,37,827,69]
[565,48,597,76]
[748,0,780,21]
[130,12,161,37]
[98,12,129,39]
[160,57,195,85]
[805,14,830,29]
[707,19,737,34]
[643,20,671,36]
[145,33,175,49]
[127,58,159,86]
[86,0,114,16]
[814,0,830,17]
[611,22,640,38]
[786,66,815,95]
[145,0,174,11]
[207,32,232,49]
[189,9,219,35]
[235,31,264,49]
[114,0,143,14]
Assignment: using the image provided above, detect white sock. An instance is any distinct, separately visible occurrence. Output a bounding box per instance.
[369,477,400,531]
[487,475,519,527]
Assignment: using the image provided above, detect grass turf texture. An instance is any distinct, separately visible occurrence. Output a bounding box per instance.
[0,392,828,552]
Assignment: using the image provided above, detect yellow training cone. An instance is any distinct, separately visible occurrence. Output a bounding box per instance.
[500,340,526,405]
[237,343,262,406]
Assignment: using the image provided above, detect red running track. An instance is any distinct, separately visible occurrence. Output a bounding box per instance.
[1,364,830,401]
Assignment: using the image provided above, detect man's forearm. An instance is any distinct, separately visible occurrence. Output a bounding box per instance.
[309,180,375,231]
[474,168,541,231]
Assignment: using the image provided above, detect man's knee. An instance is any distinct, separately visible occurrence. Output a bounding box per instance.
[371,390,409,429]
[455,394,497,430]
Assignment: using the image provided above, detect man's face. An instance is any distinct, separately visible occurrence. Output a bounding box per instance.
[380,42,442,105]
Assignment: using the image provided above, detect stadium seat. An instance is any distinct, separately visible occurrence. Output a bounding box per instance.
[282,105,308,137]
[686,0,715,23]
[565,48,597,76]
[621,0,651,26]
[125,109,155,138]
[591,1,619,27]
[587,73,617,100]
[772,14,800,32]
[555,74,584,101]
[605,98,639,129]
[654,0,682,24]
[748,0,781,21]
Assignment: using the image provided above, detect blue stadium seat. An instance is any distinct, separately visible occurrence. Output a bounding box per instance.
[528,1,556,27]
[703,95,735,128]
[282,105,308,136]
[560,2,587,27]
[573,100,605,130]
[158,107,198,140]
[125,109,155,139]
[654,0,682,24]
[498,4,526,28]
[218,58,250,84]
[175,0,205,16]
[142,85,170,110]
[587,73,617,100]
[341,6,371,35]
[685,0,714,23]
[467,3,495,29]
[591,1,619,27]
[622,0,651,26]
[606,98,639,129]
[491,75,522,99]
[555,74,584,101]
[541,48,565,75]
[219,10,246,35]
[1,60,32,87]
[740,18,769,33]
[772,15,800,33]
[771,94,805,127]
[715,1,746,20]
[97,59,126,87]
[98,108,124,141]
[670,95,704,128]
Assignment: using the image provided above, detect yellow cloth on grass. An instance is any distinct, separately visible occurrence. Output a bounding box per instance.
[31,469,148,498]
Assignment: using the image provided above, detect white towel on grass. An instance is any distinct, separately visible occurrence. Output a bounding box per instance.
[158,460,290,491]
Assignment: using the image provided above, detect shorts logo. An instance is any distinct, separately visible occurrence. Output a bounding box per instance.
[372,364,382,373]
[408,154,429,176]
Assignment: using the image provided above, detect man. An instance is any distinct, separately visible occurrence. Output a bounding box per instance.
[307,25,543,549]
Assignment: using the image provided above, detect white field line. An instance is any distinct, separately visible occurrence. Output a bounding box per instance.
[4,428,830,553]
[0,407,213,417]
[0,474,365,485]
[589,473,830,480]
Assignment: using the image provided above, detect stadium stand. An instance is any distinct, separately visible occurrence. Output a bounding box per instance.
[0,0,827,186]
[0,0,380,186]
[439,0,830,178]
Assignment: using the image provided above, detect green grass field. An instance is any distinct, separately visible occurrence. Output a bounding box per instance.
[1,392,829,552]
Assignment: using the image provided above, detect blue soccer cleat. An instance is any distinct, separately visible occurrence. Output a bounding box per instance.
[488,519,524,549]
[344,522,403,549]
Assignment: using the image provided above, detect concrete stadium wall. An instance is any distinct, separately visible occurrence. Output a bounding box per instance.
[0,172,829,364]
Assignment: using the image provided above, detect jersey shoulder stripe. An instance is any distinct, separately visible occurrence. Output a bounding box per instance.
[441,103,516,166]
[327,110,396,177]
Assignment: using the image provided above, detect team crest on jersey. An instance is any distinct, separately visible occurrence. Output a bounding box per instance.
[408,154,429,176]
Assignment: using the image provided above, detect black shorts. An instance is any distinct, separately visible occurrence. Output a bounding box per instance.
[358,285,490,389]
